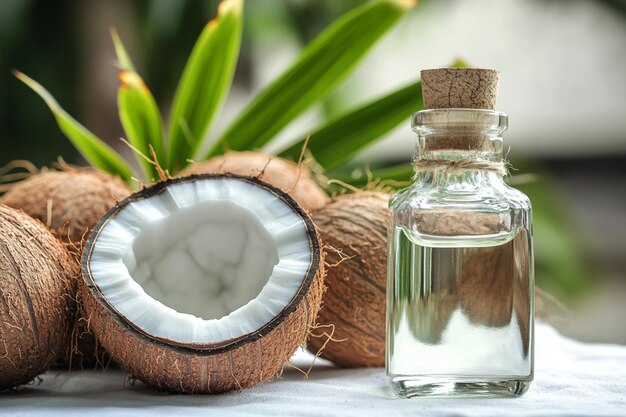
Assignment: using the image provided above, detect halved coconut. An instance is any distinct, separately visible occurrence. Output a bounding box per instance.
[81,174,324,393]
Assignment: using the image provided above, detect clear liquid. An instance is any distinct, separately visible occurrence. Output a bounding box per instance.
[386,226,533,398]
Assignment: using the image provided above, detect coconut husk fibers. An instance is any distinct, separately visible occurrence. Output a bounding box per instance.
[308,192,389,367]
[180,151,329,212]
[1,167,131,369]
[0,205,78,390]
[81,174,325,393]
[0,167,131,248]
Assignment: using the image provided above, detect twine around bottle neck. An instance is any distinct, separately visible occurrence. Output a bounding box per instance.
[413,158,509,176]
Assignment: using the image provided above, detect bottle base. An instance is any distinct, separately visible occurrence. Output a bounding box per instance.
[388,376,532,399]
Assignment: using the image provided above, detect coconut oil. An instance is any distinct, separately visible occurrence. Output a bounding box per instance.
[387,225,533,398]
[386,71,534,398]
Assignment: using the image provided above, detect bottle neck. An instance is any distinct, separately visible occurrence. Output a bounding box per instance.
[411,109,508,185]
[413,109,507,163]
[417,143,503,163]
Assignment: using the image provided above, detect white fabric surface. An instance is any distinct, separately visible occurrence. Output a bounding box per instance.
[1,324,625,417]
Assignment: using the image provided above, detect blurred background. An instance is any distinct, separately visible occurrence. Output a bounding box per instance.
[1,0,624,343]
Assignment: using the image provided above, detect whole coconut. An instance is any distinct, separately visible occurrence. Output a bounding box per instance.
[308,192,389,367]
[0,166,131,368]
[180,151,329,212]
[0,205,78,390]
[1,166,132,248]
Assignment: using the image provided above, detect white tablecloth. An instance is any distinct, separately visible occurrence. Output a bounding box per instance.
[1,324,625,417]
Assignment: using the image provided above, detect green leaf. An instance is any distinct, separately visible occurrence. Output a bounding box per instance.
[207,0,415,158]
[280,82,421,170]
[513,164,595,301]
[118,70,166,180]
[14,71,133,182]
[112,31,166,180]
[110,28,136,71]
[167,0,243,173]
[279,59,468,170]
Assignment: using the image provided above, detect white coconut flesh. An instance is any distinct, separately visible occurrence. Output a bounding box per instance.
[87,177,313,344]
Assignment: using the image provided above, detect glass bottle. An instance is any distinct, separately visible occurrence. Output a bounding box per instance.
[386,108,534,398]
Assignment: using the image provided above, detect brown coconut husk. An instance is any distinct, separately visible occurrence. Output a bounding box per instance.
[80,174,325,393]
[0,205,79,390]
[0,165,131,248]
[0,165,131,369]
[179,151,329,212]
[308,192,389,367]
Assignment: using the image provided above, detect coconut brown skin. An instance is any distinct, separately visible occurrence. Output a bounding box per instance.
[179,151,329,212]
[0,168,132,247]
[81,174,325,393]
[1,168,130,369]
[0,205,78,390]
[308,192,389,368]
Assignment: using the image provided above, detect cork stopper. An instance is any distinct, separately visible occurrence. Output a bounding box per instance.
[421,68,499,110]
[416,67,503,153]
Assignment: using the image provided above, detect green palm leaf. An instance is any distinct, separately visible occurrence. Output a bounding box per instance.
[167,0,243,173]
[118,70,166,180]
[279,59,467,170]
[207,0,416,158]
[14,71,133,182]
[280,82,421,170]
[110,28,136,71]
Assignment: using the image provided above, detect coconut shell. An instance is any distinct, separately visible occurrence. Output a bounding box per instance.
[0,205,78,390]
[0,167,131,247]
[0,167,130,369]
[179,151,329,212]
[81,175,325,393]
[308,192,389,367]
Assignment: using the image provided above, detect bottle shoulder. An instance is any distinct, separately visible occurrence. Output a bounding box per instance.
[389,177,532,241]
[390,178,531,214]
